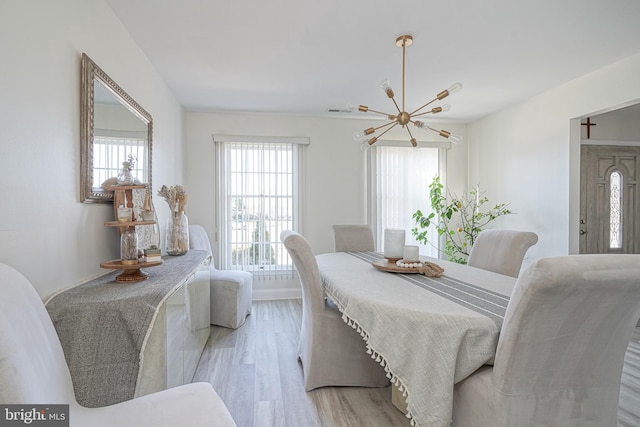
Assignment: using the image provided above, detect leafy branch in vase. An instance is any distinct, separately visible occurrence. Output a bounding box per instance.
[411,176,512,264]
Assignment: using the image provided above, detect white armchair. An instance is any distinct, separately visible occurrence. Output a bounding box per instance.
[0,262,237,427]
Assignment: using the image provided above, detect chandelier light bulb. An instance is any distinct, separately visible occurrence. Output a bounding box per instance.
[413,121,429,130]
[354,127,376,142]
[429,104,451,114]
[447,82,463,95]
[359,141,371,151]
[379,79,394,98]
[448,134,464,145]
[437,82,464,100]
[360,137,377,151]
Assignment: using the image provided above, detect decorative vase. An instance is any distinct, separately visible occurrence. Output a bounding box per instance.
[121,229,139,265]
[116,162,135,185]
[166,211,189,256]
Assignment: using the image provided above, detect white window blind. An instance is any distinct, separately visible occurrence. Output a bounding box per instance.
[93,130,147,187]
[369,144,444,258]
[214,135,307,279]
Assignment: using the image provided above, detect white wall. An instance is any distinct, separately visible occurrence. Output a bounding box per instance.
[184,111,467,298]
[467,53,640,267]
[582,110,640,141]
[12,1,635,299]
[0,0,185,299]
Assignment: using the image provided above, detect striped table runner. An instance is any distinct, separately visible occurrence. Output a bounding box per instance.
[348,251,509,327]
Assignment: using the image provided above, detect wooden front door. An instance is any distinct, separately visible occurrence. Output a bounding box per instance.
[580,145,640,254]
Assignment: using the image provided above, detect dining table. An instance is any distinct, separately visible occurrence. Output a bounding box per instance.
[316,251,516,427]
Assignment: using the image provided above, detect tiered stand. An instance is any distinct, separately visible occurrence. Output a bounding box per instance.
[100,185,162,282]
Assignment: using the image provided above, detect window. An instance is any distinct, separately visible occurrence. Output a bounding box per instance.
[609,170,623,249]
[369,143,446,258]
[214,135,307,278]
[92,131,147,187]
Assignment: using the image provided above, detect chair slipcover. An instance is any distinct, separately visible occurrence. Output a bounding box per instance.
[452,254,640,427]
[0,262,237,427]
[332,224,376,252]
[281,230,389,391]
[189,224,252,329]
[467,229,538,277]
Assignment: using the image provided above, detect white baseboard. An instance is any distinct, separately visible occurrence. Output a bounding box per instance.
[252,288,302,301]
[250,271,301,301]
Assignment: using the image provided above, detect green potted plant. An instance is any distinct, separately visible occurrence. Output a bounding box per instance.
[411,176,512,264]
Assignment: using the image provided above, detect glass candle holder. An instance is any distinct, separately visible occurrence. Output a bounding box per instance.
[117,206,133,222]
[120,229,139,265]
[383,228,405,260]
[403,245,420,262]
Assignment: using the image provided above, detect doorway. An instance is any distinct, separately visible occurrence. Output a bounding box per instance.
[580,144,640,254]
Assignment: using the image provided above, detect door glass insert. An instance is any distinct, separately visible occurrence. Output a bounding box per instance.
[609,171,622,249]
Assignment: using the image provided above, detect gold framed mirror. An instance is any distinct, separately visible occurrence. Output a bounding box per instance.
[80,53,153,203]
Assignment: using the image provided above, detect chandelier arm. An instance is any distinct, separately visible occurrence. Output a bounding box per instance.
[427,125,451,139]
[373,120,400,132]
[406,126,416,140]
[365,108,396,117]
[405,127,418,147]
[413,110,438,118]
[375,122,399,139]
[408,97,439,117]
[390,97,402,114]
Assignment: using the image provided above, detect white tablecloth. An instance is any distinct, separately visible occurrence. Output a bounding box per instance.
[316,252,515,427]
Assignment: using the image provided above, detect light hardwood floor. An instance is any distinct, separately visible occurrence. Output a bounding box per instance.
[193,299,640,427]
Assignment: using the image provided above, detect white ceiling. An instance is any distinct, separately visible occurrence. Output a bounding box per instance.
[105,0,640,122]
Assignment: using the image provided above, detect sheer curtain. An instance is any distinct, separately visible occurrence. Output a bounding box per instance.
[371,145,442,258]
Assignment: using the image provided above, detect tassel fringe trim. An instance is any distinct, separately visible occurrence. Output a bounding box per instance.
[330,290,419,427]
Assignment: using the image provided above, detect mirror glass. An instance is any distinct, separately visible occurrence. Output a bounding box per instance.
[81,53,153,203]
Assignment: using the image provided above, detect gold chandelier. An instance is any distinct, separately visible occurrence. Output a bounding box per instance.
[353,35,463,148]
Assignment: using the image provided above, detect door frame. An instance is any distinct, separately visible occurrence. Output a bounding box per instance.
[579,143,640,253]
[574,137,640,253]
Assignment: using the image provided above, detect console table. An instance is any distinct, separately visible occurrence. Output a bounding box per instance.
[45,250,211,408]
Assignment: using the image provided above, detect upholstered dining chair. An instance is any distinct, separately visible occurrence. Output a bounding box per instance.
[0,262,237,427]
[280,230,389,391]
[467,229,538,277]
[452,254,640,427]
[332,224,376,252]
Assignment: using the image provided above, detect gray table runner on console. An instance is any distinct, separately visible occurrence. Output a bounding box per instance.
[317,251,515,427]
[45,250,210,407]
